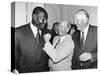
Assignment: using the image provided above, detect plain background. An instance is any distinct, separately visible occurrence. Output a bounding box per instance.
[0,0,100,75]
[12,2,97,29]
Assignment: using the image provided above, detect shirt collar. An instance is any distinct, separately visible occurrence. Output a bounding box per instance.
[80,24,89,41]
[83,24,89,33]
[30,23,39,37]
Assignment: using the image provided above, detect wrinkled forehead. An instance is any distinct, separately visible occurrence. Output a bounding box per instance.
[36,12,48,20]
[60,21,71,29]
[60,21,68,26]
[37,12,45,17]
[74,11,87,19]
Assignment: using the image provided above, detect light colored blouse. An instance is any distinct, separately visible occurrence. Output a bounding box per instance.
[43,35,74,71]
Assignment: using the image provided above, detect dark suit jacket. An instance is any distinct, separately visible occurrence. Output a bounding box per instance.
[15,23,49,73]
[72,25,97,69]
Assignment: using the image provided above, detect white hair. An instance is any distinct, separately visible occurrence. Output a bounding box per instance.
[59,20,71,34]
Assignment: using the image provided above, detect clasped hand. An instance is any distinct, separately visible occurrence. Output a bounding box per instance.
[43,33,51,42]
[79,52,92,62]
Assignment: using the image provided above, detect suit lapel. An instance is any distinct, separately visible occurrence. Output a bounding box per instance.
[73,30,82,56]
[75,30,81,48]
[27,23,43,46]
[25,24,39,48]
[82,25,92,52]
[26,24,45,62]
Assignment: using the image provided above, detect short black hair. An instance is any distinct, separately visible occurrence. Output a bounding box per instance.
[68,24,77,34]
[32,7,48,19]
[53,22,59,28]
[71,24,77,30]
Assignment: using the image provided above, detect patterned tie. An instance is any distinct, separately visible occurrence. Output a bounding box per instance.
[80,31,85,67]
[36,29,40,45]
[80,31,84,47]
[54,38,60,49]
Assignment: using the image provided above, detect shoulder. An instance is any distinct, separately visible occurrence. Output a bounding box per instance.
[62,35,74,49]
[15,23,30,37]
[89,25,97,36]
[89,25,97,31]
[16,23,29,31]
[15,24,29,33]
[89,25,97,38]
[53,36,59,42]
[64,35,73,42]
[59,35,73,44]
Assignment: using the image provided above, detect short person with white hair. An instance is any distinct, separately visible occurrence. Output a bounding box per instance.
[43,20,74,71]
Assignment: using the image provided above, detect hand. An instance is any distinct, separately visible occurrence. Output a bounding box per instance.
[44,33,51,42]
[79,52,92,62]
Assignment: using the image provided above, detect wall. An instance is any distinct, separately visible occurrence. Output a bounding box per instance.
[26,2,44,24]
[12,2,98,28]
[15,2,27,27]
[44,3,68,29]
[11,2,44,28]
[66,5,98,26]
[44,3,61,29]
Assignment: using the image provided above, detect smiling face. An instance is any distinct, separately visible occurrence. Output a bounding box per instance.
[32,12,48,29]
[74,11,89,31]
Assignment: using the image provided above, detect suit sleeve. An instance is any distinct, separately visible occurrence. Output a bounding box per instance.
[91,35,97,63]
[15,29,20,71]
[43,36,74,63]
[91,26,97,64]
[91,49,97,63]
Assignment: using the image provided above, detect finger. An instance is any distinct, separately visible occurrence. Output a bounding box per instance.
[79,56,84,61]
[79,54,87,61]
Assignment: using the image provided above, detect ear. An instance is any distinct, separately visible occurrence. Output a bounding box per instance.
[32,14,37,20]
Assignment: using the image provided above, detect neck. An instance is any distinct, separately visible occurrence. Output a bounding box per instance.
[32,22,40,30]
[60,33,67,37]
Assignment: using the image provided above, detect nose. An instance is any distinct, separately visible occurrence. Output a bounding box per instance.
[74,20,77,24]
[75,21,80,26]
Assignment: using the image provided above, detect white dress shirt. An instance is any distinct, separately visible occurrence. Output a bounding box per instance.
[80,24,89,45]
[30,23,41,37]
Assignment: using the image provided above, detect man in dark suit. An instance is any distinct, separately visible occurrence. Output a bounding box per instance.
[14,7,50,73]
[72,9,97,69]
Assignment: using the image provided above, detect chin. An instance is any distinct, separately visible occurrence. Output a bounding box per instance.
[40,25,45,29]
[38,26,44,29]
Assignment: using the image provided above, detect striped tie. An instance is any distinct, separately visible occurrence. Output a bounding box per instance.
[36,29,40,45]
